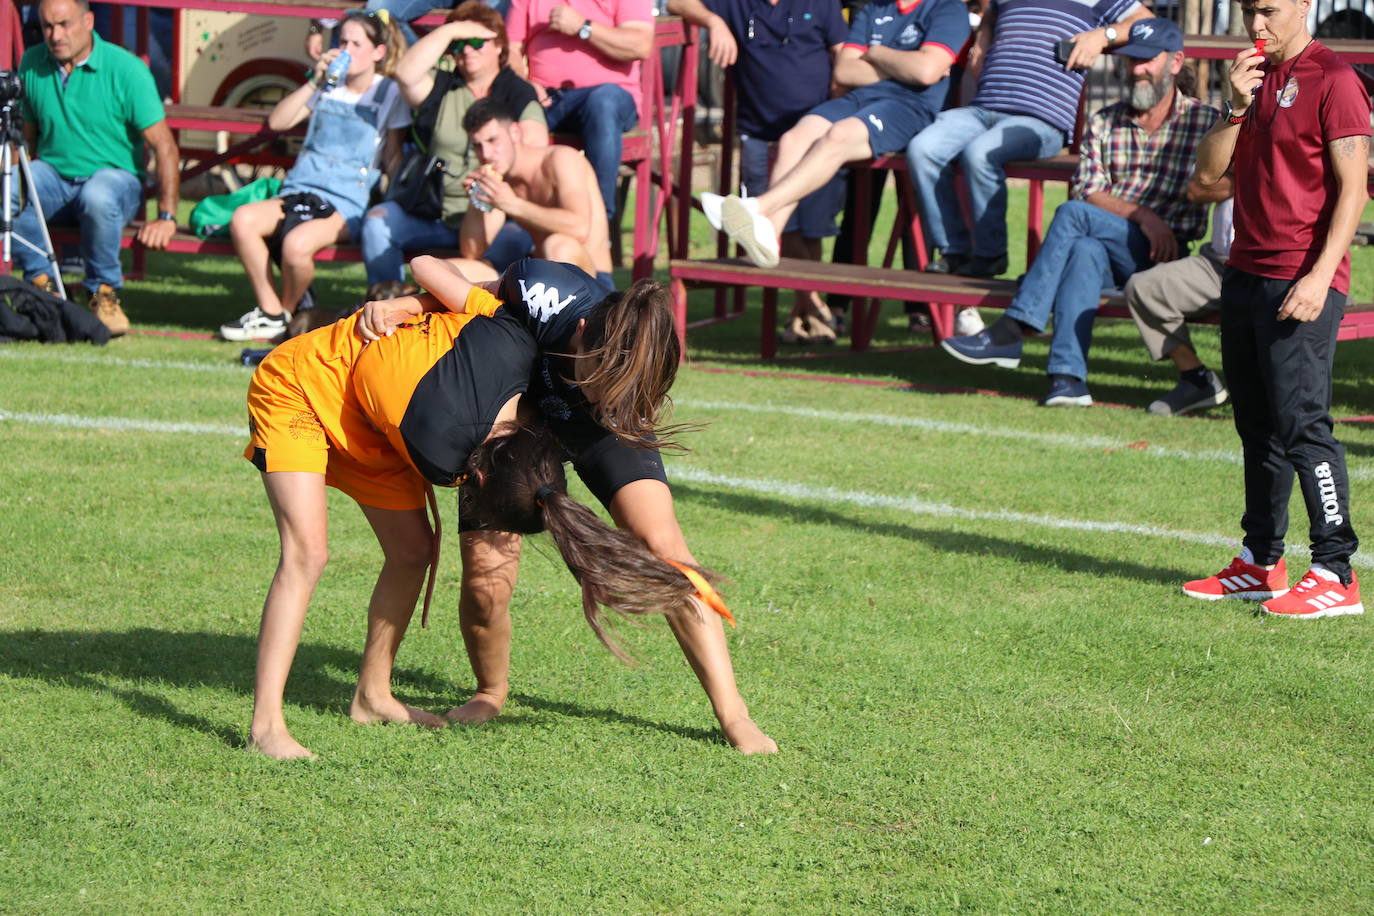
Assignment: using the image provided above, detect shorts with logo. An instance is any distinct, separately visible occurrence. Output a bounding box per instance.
[808,83,937,156]
[245,312,433,512]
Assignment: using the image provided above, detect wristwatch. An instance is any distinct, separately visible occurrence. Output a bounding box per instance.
[157,209,176,222]
[1103,26,1117,45]
[1221,100,1248,125]
[578,19,593,40]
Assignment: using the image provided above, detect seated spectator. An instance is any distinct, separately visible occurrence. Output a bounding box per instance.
[219,11,410,342]
[13,0,181,337]
[908,0,1149,278]
[703,0,969,269]
[457,99,614,286]
[362,2,547,288]
[939,19,1218,407]
[667,0,848,343]
[1125,191,1233,416]
[506,0,654,224]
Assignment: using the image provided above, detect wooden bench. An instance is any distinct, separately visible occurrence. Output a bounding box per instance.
[669,257,1374,360]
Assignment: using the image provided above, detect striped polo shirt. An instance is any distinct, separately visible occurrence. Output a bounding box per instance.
[971,0,1140,135]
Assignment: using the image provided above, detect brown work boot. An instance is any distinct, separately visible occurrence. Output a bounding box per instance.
[90,284,129,337]
[29,273,53,293]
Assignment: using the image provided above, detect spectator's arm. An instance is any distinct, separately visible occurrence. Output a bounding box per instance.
[268,72,322,132]
[1185,170,1232,204]
[458,203,504,259]
[546,7,653,62]
[862,43,956,88]
[1066,4,1151,71]
[966,5,995,79]
[1085,191,1179,263]
[395,20,497,107]
[22,120,35,157]
[508,40,530,78]
[833,45,881,89]
[666,0,737,68]
[520,117,551,148]
[137,118,180,250]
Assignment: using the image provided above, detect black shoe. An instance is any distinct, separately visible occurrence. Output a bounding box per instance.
[924,252,969,275]
[1148,370,1228,416]
[1039,374,1093,407]
[956,253,1009,278]
[907,310,933,334]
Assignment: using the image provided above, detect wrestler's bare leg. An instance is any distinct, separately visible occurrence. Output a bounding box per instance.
[446,530,523,724]
[248,471,329,760]
[350,503,447,728]
[610,480,778,755]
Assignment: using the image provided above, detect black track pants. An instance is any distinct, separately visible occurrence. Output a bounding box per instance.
[1219,268,1359,581]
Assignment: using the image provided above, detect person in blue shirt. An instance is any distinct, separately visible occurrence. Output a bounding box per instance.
[702,0,970,268]
[669,0,848,341]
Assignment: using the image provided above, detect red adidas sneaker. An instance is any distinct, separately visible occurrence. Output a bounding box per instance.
[1261,570,1364,619]
[1182,556,1288,601]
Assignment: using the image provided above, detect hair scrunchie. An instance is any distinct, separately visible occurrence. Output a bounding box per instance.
[534,485,558,508]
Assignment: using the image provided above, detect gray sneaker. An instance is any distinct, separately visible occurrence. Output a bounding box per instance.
[1148,370,1228,416]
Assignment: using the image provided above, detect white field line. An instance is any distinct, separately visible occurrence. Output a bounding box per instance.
[0,410,243,437]
[677,398,1374,482]
[666,465,1374,571]
[3,407,1364,571]
[0,349,246,375]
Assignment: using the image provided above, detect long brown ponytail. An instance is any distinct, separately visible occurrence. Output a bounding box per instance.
[461,421,720,661]
[577,279,695,453]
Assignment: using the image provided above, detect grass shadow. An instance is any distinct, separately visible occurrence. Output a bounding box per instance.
[0,627,722,749]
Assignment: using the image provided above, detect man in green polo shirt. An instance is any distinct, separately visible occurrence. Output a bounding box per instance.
[13,0,180,336]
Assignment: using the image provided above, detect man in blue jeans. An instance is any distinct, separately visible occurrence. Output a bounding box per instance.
[907,0,1148,278]
[506,0,653,223]
[14,0,181,336]
[939,19,1218,407]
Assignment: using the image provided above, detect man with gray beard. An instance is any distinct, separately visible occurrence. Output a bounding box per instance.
[939,19,1220,407]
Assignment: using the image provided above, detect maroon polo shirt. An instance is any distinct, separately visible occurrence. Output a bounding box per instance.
[1229,41,1371,295]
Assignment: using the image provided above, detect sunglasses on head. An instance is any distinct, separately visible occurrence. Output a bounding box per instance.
[449,37,487,52]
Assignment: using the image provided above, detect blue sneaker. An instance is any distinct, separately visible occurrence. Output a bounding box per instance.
[1039,374,1093,407]
[940,329,1022,368]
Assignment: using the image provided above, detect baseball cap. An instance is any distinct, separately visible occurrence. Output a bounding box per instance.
[1112,18,1184,58]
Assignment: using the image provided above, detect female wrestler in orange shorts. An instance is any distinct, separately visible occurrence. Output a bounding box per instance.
[247,258,773,758]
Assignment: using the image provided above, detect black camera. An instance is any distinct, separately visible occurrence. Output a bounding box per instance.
[0,70,22,104]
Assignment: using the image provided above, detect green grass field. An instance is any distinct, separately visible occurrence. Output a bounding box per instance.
[2,187,1373,913]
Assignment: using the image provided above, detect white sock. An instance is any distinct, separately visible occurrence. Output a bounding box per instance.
[1310,565,1341,583]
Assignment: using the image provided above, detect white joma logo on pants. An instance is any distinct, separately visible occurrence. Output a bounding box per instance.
[1315,461,1345,525]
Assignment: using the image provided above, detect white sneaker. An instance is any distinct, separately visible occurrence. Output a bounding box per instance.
[220,307,288,342]
[954,307,985,337]
[720,195,780,268]
[701,192,725,231]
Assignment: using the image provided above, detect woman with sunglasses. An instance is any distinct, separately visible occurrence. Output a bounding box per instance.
[219,10,410,342]
[362,1,547,290]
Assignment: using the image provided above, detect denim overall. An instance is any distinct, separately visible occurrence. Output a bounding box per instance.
[281,80,392,227]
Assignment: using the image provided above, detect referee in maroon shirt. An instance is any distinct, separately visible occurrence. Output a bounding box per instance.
[1186,0,1370,618]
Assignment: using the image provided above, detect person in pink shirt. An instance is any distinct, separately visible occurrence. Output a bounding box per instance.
[505,0,653,222]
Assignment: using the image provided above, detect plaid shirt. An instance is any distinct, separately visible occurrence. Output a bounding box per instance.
[1071,92,1219,242]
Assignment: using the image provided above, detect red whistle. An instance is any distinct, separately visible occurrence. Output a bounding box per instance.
[1253,38,1265,56]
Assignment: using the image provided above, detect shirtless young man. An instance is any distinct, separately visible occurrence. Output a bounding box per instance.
[457,97,614,287]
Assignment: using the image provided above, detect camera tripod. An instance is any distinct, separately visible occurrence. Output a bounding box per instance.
[0,96,66,300]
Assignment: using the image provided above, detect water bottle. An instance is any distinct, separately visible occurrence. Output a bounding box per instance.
[469,166,494,212]
[324,50,351,88]
[240,348,273,367]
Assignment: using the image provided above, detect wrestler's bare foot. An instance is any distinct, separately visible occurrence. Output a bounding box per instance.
[722,716,778,755]
[444,691,505,725]
[247,727,316,760]
[350,690,446,729]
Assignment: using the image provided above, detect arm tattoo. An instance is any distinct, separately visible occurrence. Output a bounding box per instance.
[1329,134,1369,162]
